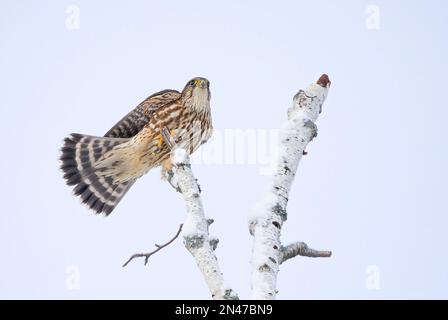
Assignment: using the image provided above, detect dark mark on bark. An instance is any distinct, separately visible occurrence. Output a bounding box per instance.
[184,234,205,249]
[272,204,287,221]
[259,264,272,272]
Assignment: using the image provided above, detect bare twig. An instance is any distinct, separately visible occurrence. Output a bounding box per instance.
[122,224,183,267]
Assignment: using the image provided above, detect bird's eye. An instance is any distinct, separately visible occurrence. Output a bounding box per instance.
[189,80,195,86]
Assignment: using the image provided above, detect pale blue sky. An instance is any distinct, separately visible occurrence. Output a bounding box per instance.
[0,0,447,299]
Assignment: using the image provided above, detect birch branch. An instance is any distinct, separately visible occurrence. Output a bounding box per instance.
[280,242,332,264]
[168,148,238,300]
[249,74,332,300]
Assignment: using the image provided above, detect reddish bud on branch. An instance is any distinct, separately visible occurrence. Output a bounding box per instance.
[317,74,331,87]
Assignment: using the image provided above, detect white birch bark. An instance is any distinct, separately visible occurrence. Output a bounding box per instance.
[160,75,331,300]
[248,75,332,299]
[170,149,238,300]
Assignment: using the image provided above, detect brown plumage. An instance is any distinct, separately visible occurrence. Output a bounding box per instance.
[60,77,213,215]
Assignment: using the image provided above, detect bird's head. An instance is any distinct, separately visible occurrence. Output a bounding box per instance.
[181,77,211,112]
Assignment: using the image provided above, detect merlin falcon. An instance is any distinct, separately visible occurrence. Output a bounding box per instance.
[60,77,213,215]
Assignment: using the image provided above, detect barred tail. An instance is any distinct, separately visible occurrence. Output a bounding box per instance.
[60,133,135,215]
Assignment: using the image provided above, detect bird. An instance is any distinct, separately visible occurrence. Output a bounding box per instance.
[60,77,213,215]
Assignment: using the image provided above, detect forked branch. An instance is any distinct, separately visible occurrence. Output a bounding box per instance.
[123,224,183,267]
[124,75,332,300]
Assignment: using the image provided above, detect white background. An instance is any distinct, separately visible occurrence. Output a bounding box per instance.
[0,0,447,299]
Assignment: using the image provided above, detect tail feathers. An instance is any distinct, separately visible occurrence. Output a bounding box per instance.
[60,133,135,215]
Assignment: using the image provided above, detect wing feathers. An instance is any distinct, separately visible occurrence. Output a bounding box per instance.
[61,88,180,215]
[105,89,180,138]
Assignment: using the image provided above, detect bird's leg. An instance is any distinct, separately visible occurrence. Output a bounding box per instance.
[160,127,178,187]
[161,127,175,149]
[156,127,176,150]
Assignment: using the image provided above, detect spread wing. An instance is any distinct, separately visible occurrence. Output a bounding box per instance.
[69,89,181,215]
[105,89,181,138]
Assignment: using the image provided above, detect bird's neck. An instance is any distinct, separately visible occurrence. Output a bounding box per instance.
[183,95,210,115]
